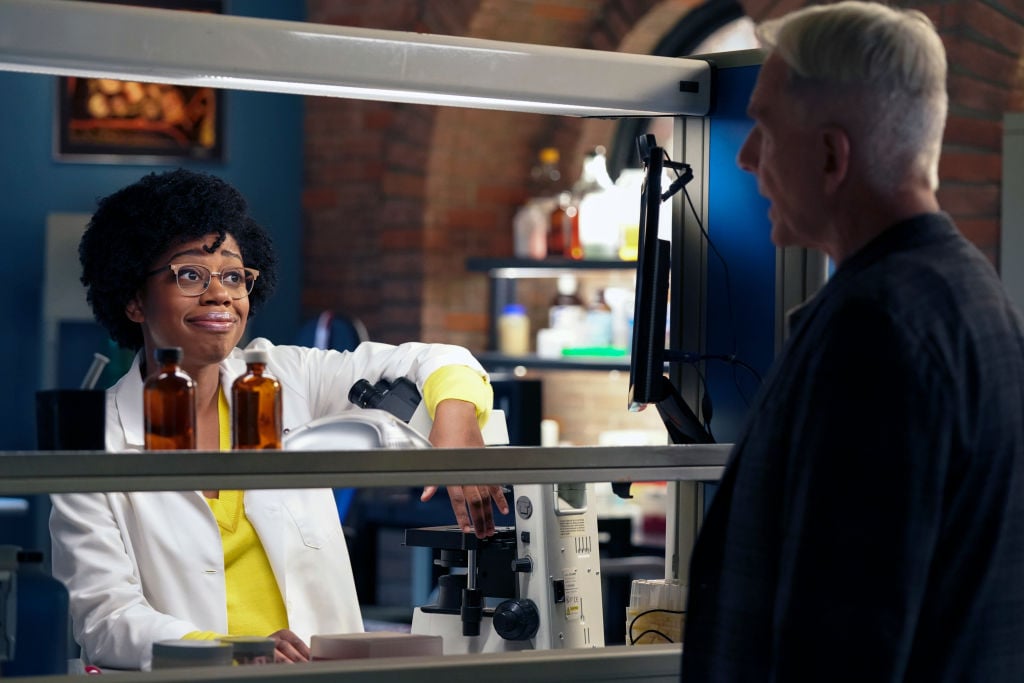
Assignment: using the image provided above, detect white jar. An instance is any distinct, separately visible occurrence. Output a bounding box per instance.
[498,304,530,355]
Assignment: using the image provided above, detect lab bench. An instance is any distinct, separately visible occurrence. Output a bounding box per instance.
[0,444,727,681]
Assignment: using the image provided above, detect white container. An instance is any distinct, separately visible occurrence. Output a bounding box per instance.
[548,274,586,346]
[578,188,621,260]
[498,303,530,355]
[536,327,573,358]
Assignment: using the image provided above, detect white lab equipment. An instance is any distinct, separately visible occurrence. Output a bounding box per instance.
[407,482,604,654]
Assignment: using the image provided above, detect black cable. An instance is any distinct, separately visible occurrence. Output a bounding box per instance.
[627,608,685,645]
[631,629,675,644]
[690,362,715,441]
[667,156,738,359]
[663,350,763,412]
[732,362,751,409]
[660,150,761,418]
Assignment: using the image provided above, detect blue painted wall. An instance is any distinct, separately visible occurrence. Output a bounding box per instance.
[0,1,304,450]
[704,63,775,442]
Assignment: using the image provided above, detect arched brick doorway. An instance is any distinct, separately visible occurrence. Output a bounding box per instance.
[304,0,1024,346]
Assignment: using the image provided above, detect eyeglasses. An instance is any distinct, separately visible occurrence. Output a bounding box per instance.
[146,263,260,299]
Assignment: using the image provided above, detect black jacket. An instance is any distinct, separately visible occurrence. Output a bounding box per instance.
[684,213,1024,681]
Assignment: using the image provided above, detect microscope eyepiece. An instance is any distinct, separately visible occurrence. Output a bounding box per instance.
[348,379,384,409]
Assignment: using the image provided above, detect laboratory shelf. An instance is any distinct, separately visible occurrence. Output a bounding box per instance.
[477,351,630,372]
[0,444,729,496]
[468,258,638,362]
[466,257,637,278]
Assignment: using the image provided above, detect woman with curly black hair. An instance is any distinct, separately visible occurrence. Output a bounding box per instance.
[50,169,506,670]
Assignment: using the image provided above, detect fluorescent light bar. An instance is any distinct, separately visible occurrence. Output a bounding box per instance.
[0,0,712,118]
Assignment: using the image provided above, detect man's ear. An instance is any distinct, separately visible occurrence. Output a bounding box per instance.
[822,125,850,195]
[125,294,145,323]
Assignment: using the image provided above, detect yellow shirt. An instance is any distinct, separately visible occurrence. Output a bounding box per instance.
[183,390,287,640]
[422,365,492,427]
[183,365,489,641]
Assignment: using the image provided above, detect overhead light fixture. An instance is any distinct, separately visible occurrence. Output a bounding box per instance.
[0,0,712,118]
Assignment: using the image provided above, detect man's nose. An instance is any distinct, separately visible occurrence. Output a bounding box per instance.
[736,128,759,173]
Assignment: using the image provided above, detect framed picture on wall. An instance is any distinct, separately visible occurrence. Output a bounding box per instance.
[53,0,224,164]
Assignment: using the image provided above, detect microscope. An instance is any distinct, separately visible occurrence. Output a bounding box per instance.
[406,482,605,654]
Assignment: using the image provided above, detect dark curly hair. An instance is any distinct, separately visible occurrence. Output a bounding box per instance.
[79,169,278,350]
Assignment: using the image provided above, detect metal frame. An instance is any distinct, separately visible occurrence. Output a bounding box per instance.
[0,445,727,496]
[0,0,712,118]
[0,445,717,679]
[0,5,731,678]
[71,644,682,682]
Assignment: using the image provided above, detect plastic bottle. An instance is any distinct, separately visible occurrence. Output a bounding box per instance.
[144,347,196,450]
[548,191,581,259]
[232,348,283,450]
[513,199,551,259]
[515,148,562,260]
[0,550,70,677]
[498,303,530,356]
[615,169,645,261]
[548,274,586,347]
[574,147,620,260]
[585,289,614,347]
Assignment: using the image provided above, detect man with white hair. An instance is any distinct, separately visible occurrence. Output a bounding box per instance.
[683,2,1024,680]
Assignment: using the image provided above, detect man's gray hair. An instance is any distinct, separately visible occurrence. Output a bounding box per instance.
[757,1,948,191]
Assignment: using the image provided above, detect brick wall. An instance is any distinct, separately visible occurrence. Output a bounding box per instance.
[739,0,1024,266]
[304,0,669,346]
[303,0,1024,443]
[305,0,1023,342]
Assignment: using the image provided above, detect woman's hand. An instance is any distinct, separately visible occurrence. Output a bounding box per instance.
[422,399,510,538]
[268,629,310,663]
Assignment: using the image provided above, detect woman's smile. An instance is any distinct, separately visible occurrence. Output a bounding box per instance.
[187,311,238,332]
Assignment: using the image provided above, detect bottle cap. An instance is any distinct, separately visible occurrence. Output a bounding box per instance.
[556,274,578,296]
[539,147,559,164]
[154,347,183,364]
[243,348,270,365]
[502,303,526,316]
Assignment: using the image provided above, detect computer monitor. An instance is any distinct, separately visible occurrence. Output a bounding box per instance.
[627,134,712,444]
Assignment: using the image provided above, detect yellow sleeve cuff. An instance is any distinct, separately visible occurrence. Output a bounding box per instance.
[181,631,227,641]
[422,366,492,428]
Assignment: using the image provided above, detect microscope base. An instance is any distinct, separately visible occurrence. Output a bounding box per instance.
[411,608,532,655]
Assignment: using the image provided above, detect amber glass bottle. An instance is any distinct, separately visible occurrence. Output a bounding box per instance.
[548,191,582,259]
[144,347,196,450]
[232,349,283,449]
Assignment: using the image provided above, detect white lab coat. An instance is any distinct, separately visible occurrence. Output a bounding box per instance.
[50,338,486,670]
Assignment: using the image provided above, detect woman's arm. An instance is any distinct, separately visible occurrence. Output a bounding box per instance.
[421,398,509,537]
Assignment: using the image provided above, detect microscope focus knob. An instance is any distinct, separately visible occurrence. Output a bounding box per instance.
[493,598,540,641]
[511,557,533,573]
